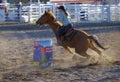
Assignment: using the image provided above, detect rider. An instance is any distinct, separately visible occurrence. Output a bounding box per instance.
[56,5,73,45]
[57,5,72,28]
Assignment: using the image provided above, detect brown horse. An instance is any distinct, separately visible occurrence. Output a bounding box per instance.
[36,11,107,58]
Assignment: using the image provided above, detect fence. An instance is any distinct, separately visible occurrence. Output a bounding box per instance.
[0,3,6,22]
[0,3,120,23]
[65,4,120,23]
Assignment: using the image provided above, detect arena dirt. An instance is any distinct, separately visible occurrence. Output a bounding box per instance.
[0,25,120,82]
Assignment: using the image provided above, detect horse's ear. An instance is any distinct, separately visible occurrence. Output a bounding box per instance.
[47,9,50,12]
[45,11,47,14]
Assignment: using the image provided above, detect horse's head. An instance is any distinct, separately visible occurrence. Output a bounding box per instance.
[36,10,56,26]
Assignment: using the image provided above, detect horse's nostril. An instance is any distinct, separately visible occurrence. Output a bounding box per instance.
[36,21,39,24]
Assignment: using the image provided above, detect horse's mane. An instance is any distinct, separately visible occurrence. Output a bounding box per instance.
[47,11,63,26]
[47,11,56,20]
[55,21,63,26]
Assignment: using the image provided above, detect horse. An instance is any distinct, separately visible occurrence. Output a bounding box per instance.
[36,10,107,59]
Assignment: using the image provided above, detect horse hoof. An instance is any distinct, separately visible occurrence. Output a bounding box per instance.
[72,55,81,60]
[55,43,62,46]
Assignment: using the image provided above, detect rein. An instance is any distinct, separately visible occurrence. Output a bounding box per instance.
[53,19,62,32]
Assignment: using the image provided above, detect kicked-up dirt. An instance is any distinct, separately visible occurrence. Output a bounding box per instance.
[0,24,120,82]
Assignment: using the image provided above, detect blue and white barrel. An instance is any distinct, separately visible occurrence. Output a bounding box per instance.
[33,39,53,67]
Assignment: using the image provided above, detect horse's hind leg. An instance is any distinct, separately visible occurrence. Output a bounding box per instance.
[89,40,102,56]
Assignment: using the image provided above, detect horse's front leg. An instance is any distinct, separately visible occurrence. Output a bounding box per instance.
[63,45,73,54]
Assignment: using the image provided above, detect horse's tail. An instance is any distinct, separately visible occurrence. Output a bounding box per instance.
[88,35,109,50]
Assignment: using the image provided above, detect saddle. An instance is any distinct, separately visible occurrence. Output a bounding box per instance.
[57,24,77,41]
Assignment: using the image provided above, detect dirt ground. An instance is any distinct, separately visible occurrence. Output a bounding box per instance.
[0,24,120,82]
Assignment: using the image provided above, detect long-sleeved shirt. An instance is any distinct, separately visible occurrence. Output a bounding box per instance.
[57,11,71,26]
